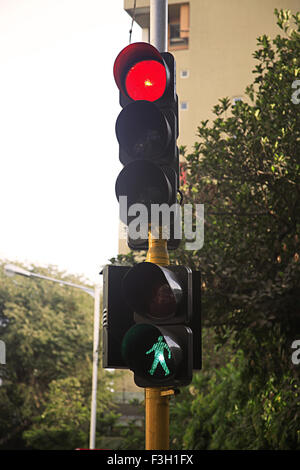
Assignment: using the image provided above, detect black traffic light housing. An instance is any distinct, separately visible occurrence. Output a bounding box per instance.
[113,42,180,251]
[102,263,201,388]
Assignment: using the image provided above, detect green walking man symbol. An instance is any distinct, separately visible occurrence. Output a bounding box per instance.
[146,336,171,376]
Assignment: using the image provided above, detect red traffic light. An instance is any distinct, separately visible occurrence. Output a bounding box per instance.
[125,60,166,101]
[113,42,168,102]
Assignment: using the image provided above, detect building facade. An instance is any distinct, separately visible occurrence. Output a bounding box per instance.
[124,0,299,151]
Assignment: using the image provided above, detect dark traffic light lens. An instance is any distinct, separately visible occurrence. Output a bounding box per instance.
[134,185,165,206]
[116,101,171,162]
[115,160,172,215]
[125,60,167,101]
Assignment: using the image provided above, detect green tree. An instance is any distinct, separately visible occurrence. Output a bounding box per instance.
[168,8,300,449]
[23,377,90,449]
[0,262,114,449]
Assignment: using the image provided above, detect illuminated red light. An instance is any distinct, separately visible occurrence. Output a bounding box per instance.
[125,60,166,102]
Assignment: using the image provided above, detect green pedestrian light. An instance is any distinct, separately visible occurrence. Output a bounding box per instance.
[122,322,186,386]
[146,336,171,377]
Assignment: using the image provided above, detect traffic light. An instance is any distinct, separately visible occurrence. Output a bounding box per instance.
[102,263,201,383]
[105,41,201,390]
[120,262,201,388]
[113,42,180,250]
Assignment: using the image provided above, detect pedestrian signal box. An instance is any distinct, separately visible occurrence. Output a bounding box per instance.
[102,263,201,388]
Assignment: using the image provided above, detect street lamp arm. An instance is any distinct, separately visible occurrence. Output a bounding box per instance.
[4,264,31,278]
[4,264,95,297]
[29,272,95,297]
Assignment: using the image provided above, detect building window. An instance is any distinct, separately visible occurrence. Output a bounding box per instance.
[180,101,188,110]
[180,69,189,78]
[170,23,181,44]
[168,3,189,51]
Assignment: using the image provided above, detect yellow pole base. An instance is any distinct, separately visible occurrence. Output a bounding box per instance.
[145,388,170,450]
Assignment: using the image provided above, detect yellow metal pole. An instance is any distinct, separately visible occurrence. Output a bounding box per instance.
[145,226,169,266]
[144,227,171,450]
[145,388,170,450]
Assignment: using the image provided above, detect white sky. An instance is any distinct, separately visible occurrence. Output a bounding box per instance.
[0,0,142,284]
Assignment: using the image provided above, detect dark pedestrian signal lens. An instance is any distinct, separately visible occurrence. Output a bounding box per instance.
[148,283,176,318]
[122,262,182,321]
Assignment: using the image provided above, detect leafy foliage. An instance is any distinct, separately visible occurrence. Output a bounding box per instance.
[23,377,90,450]
[176,9,300,349]
[168,8,300,450]
[0,262,115,449]
[171,332,299,450]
